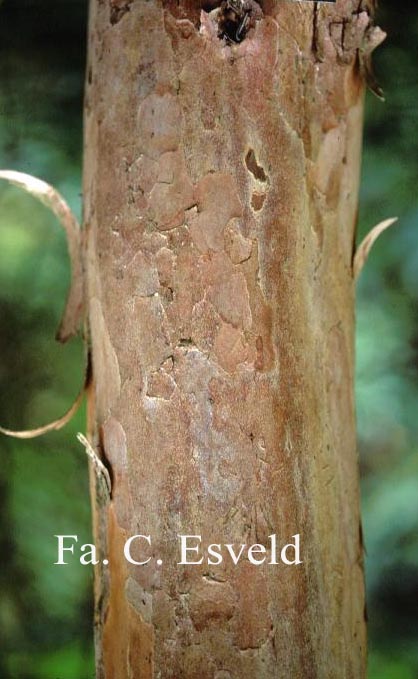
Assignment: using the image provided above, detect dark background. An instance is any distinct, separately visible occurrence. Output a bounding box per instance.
[0,1,417,677]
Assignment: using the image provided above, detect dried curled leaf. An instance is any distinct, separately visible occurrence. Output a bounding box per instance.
[0,170,84,342]
[0,170,87,439]
[354,217,398,280]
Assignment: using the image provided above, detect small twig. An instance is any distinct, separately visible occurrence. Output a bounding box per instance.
[354,217,398,280]
[77,432,112,498]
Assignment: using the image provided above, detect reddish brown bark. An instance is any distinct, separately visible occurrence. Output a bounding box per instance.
[84,1,375,676]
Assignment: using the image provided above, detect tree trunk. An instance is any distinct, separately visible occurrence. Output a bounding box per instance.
[84,1,371,676]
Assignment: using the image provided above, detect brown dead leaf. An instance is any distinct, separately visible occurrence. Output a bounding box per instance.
[0,170,84,342]
[0,170,87,438]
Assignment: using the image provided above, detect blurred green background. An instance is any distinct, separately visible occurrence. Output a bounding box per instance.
[0,0,416,677]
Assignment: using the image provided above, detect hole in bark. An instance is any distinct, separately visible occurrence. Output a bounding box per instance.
[163,1,264,42]
[178,337,194,347]
[213,1,263,43]
[251,192,266,211]
[245,149,267,182]
[109,0,132,26]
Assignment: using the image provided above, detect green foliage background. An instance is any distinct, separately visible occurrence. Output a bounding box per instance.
[0,1,417,677]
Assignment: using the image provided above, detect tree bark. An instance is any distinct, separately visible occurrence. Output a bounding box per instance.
[84,1,372,676]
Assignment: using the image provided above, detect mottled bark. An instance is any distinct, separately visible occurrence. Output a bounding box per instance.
[84,1,374,676]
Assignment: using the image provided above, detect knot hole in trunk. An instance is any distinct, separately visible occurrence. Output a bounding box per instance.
[203,1,264,43]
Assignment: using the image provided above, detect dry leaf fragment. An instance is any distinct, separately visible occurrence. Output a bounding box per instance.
[0,382,86,439]
[0,354,90,439]
[0,170,88,439]
[354,217,398,280]
[77,433,112,498]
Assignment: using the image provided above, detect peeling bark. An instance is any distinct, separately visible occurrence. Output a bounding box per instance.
[84,1,376,676]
